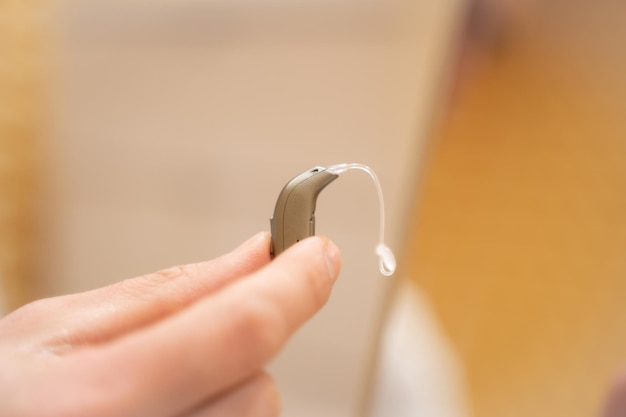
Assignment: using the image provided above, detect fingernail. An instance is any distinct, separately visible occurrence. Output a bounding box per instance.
[324,240,341,282]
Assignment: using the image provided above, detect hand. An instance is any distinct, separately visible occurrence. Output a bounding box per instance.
[0,232,341,417]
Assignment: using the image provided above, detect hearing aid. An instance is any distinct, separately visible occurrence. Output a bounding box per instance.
[269,163,396,276]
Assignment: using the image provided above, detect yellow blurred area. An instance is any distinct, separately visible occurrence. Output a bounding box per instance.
[0,0,43,310]
[407,1,626,416]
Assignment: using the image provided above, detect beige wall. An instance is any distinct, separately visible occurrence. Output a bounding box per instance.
[39,1,464,416]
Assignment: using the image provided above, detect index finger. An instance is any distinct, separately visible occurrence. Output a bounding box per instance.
[68,236,341,417]
[0,232,272,348]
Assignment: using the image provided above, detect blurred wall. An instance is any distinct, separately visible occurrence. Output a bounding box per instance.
[38,1,465,416]
[408,1,626,416]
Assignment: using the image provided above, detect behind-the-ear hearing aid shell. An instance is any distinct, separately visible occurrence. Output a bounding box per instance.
[270,167,338,256]
[269,163,397,276]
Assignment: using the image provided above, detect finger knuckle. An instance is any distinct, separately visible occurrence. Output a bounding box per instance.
[116,265,190,301]
[233,300,285,359]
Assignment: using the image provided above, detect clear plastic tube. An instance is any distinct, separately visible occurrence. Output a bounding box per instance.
[326,163,396,276]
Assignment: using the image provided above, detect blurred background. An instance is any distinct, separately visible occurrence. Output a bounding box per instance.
[1,0,625,416]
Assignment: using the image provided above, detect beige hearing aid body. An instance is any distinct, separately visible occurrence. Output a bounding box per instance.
[269,163,396,276]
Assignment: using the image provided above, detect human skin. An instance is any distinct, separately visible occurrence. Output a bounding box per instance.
[0,232,341,417]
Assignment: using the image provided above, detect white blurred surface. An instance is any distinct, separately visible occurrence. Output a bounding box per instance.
[370,280,470,417]
[41,0,465,415]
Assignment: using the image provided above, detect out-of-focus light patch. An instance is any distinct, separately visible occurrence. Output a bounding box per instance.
[369,280,470,417]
